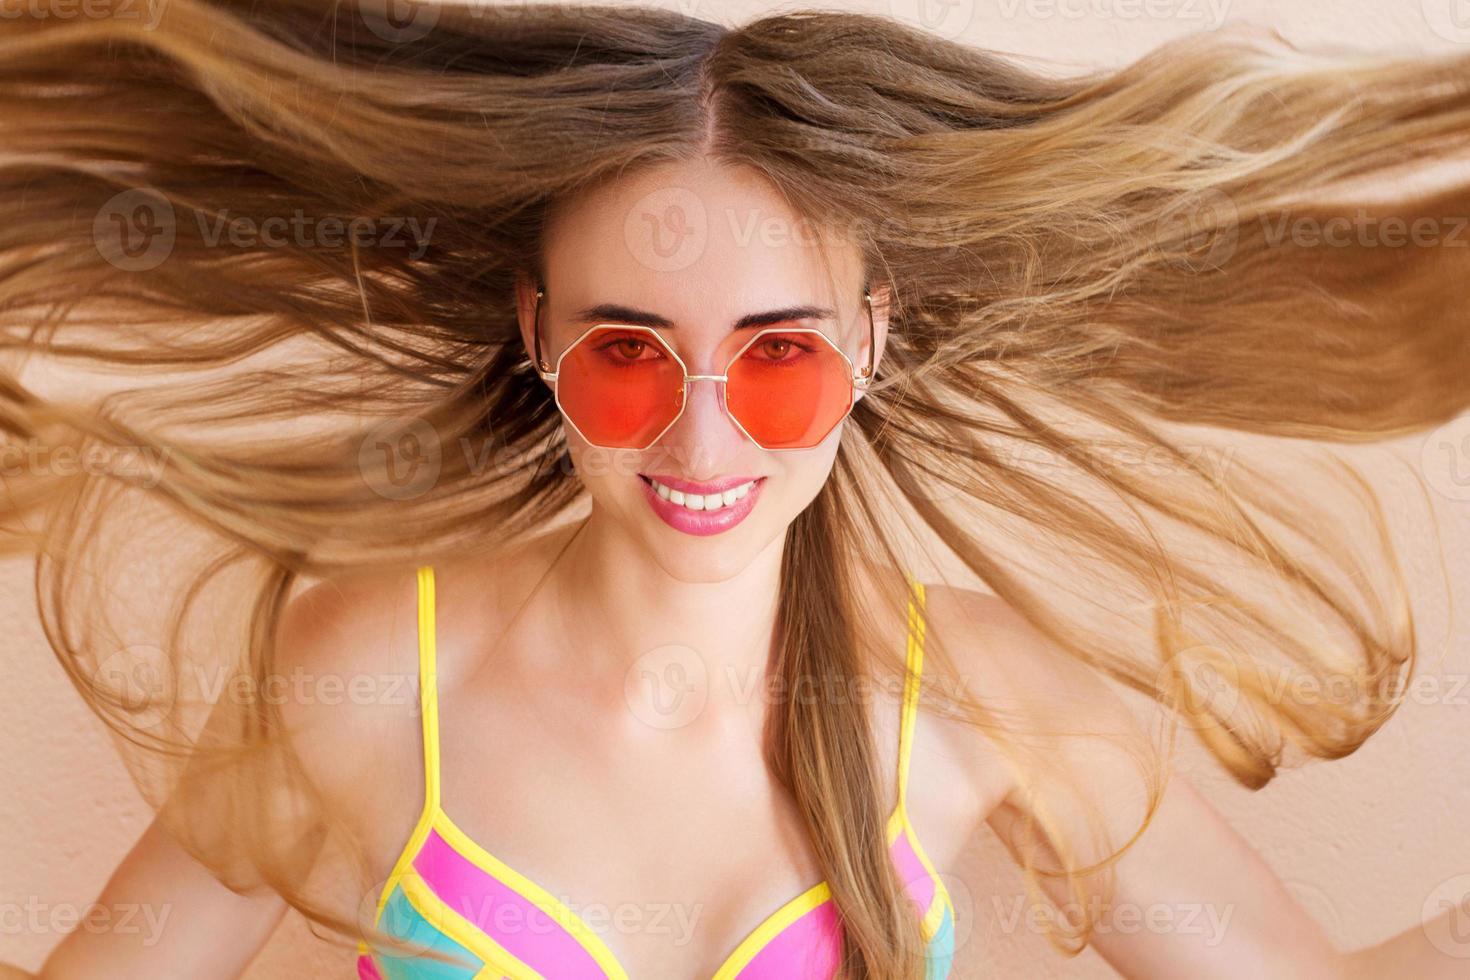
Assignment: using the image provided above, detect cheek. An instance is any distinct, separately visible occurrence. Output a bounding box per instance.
[766,437,843,516]
[564,440,645,494]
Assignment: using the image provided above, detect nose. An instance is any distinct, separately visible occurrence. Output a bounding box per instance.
[651,371,749,473]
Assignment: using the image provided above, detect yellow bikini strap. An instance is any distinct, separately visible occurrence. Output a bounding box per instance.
[416,564,442,812]
[897,576,927,815]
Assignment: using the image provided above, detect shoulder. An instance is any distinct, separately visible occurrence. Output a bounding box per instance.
[276,565,420,667]
[271,525,581,796]
[920,583,1144,727]
[274,564,423,712]
[272,564,426,822]
[909,583,1159,846]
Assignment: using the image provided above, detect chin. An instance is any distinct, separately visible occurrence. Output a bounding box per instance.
[640,519,782,584]
[631,480,792,582]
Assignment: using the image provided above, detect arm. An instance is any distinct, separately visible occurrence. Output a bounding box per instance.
[15,813,289,980]
[1,579,361,980]
[1341,909,1469,980]
[989,771,1347,979]
[993,761,1468,978]
[4,668,301,980]
[935,587,1437,979]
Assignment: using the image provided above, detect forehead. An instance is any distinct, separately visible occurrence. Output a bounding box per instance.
[541,157,863,321]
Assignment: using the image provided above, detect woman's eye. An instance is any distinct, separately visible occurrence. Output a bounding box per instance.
[591,333,665,362]
[748,335,813,361]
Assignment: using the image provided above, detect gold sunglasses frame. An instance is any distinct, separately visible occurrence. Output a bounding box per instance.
[530,286,877,452]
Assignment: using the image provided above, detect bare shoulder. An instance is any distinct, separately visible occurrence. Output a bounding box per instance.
[272,563,425,821]
[906,584,1158,848]
[272,522,579,792]
[901,585,1031,825]
[920,583,1145,727]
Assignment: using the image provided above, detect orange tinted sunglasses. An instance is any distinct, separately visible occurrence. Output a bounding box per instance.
[531,287,877,451]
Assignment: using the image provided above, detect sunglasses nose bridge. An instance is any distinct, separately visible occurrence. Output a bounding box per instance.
[677,372,731,418]
[666,370,751,449]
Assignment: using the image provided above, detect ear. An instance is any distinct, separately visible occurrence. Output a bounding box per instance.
[855,282,892,402]
[513,270,544,376]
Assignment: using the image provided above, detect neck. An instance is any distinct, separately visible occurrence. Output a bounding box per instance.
[542,505,787,716]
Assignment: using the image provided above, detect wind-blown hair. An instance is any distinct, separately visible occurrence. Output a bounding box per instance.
[2,1,1467,976]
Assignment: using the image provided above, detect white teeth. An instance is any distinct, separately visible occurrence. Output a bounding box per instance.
[648,478,757,513]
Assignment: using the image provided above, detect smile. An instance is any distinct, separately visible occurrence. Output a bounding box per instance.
[647,475,758,511]
[638,474,767,536]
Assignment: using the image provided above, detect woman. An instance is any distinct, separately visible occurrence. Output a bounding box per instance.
[1,0,1467,977]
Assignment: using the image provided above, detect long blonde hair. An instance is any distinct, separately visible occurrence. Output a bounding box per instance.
[3,1,1468,976]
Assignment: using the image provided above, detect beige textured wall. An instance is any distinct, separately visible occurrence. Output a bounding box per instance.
[4,1,1469,977]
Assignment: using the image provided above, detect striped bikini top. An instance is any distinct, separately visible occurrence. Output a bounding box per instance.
[355,566,956,980]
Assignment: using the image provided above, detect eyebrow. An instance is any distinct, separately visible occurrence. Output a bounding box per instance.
[569,303,838,330]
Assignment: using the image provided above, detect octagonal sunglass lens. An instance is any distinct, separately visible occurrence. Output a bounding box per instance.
[725,330,855,449]
[555,326,685,449]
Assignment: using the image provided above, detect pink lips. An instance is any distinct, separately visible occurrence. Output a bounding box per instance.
[639,474,765,536]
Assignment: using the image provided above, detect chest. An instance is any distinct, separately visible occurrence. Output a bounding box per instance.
[349,567,977,978]
[360,677,918,977]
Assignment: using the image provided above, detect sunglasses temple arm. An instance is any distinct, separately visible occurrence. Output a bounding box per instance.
[532,286,559,382]
[855,289,876,390]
